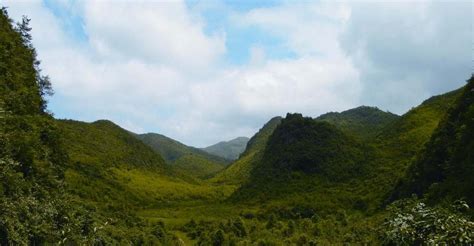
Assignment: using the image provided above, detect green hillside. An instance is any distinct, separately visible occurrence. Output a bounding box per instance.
[202,136,249,160]
[316,106,399,139]
[57,119,232,203]
[375,88,463,163]
[232,113,369,200]
[392,77,474,205]
[211,116,282,184]
[59,120,167,171]
[56,119,237,243]
[137,133,229,178]
[356,88,466,206]
[261,113,366,180]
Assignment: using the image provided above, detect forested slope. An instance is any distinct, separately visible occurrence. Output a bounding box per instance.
[137,133,228,178]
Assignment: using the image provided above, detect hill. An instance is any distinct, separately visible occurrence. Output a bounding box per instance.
[211,116,282,184]
[225,88,463,207]
[137,133,229,178]
[391,76,474,204]
[375,88,463,162]
[261,113,366,180]
[231,113,368,201]
[316,106,399,139]
[57,119,233,204]
[59,120,167,171]
[202,136,249,160]
[362,87,465,202]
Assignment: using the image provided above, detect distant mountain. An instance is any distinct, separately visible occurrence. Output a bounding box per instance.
[202,137,249,160]
[316,106,399,139]
[392,77,474,204]
[136,133,229,178]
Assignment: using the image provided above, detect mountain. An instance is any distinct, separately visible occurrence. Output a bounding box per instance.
[391,77,474,204]
[231,113,369,201]
[211,116,282,184]
[261,113,366,180]
[316,106,399,139]
[202,136,249,160]
[59,120,167,171]
[136,133,229,178]
[375,88,463,162]
[225,87,463,206]
[57,119,235,206]
[350,88,464,207]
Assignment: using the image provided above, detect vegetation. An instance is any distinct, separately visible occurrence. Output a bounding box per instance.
[0,8,90,244]
[137,132,228,178]
[392,77,474,205]
[1,8,473,244]
[383,198,474,245]
[316,106,399,140]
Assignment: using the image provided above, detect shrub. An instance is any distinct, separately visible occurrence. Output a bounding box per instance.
[383,199,474,245]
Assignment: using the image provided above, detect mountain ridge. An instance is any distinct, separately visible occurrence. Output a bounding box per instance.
[201,136,249,160]
[136,132,230,178]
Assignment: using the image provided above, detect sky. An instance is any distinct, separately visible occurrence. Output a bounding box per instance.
[2,0,472,147]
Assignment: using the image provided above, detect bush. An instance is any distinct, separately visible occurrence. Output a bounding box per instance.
[383,199,474,245]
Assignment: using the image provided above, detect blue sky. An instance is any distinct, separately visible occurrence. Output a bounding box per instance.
[3,0,472,147]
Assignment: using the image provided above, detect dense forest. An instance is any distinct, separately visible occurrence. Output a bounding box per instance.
[1,8,473,245]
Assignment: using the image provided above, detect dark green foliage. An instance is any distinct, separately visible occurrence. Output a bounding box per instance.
[232,113,368,201]
[0,8,81,243]
[202,136,249,161]
[0,9,187,244]
[317,106,399,139]
[262,113,366,179]
[392,76,474,204]
[0,10,51,115]
[212,229,225,246]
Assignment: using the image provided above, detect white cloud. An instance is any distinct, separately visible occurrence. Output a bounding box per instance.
[340,1,472,112]
[82,1,225,71]
[236,1,351,57]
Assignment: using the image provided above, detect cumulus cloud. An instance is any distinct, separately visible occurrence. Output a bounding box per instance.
[82,1,225,71]
[2,0,470,146]
[340,1,472,112]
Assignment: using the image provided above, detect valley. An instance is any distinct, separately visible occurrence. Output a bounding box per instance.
[1,6,473,245]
